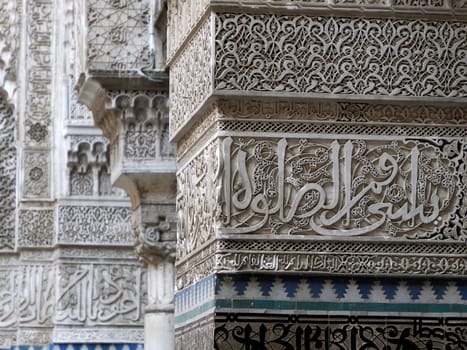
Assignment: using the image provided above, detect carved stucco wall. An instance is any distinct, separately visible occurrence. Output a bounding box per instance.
[87,0,152,73]
[0,98,16,251]
[0,0,151,348]
[170,2,467,270]
[169,2,467,349]
[214,14,467,97]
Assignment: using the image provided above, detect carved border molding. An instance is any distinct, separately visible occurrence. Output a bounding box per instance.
[177,105,218,164]
[218,99,467,125]
[175,239,466,289]
[176,99,467,166]
[53,327,145,343]
[216,239,467,277]
[176,241,217,290]
[211,0,467,17]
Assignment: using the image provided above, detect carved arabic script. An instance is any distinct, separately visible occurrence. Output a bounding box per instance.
[56,264,145,325]
[219,138,458,238]
[214,314,467,350]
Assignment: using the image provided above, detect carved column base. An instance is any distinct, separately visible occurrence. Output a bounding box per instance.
[145,309,175,350]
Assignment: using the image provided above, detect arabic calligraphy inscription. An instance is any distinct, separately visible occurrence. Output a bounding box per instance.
[56,264,146,326]
[219,137,460,239]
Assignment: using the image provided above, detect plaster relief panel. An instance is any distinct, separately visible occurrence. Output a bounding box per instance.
[0,267,17,328]
[177,140,220,259]
[215,14,467,99]
[25,0,53,146]
[167,0,210,60]
[218,137,464,240]
[57,205,133,245]
[23,151,50,198]
[56,264,146,326]
[18,210,54,247]
[17,265,55,327]
[87,0,152,72]
[170,17,212,137]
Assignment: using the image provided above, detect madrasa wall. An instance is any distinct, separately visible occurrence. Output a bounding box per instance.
[0,0,157,348]
[167,1,467,349]
[0,0,466,350]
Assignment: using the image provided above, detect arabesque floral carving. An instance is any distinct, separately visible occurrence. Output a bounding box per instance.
[215,14,467,98]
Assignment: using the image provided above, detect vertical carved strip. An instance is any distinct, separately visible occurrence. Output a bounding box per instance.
[0,98,16,251]
[22,0,54,200]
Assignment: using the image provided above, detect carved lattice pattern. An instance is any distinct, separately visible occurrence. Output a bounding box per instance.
[87,0,151,71]
[0,98,15,250]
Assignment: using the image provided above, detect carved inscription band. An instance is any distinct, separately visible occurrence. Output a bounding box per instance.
[218,137,463,240]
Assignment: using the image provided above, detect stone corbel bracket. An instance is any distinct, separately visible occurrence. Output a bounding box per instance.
[77,76,177,263]
[135,212,177,265]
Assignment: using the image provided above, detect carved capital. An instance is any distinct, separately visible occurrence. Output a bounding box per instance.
[134,204,177,265]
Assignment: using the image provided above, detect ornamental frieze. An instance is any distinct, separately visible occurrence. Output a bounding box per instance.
[218,99,467,126]
[215,14,467,99]
[168,0,467,67]
[175,239,467,287]
[169,12,467,139]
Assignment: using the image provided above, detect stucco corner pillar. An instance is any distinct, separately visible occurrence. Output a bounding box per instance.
[78,76,177,350]
[167,0,467,348]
